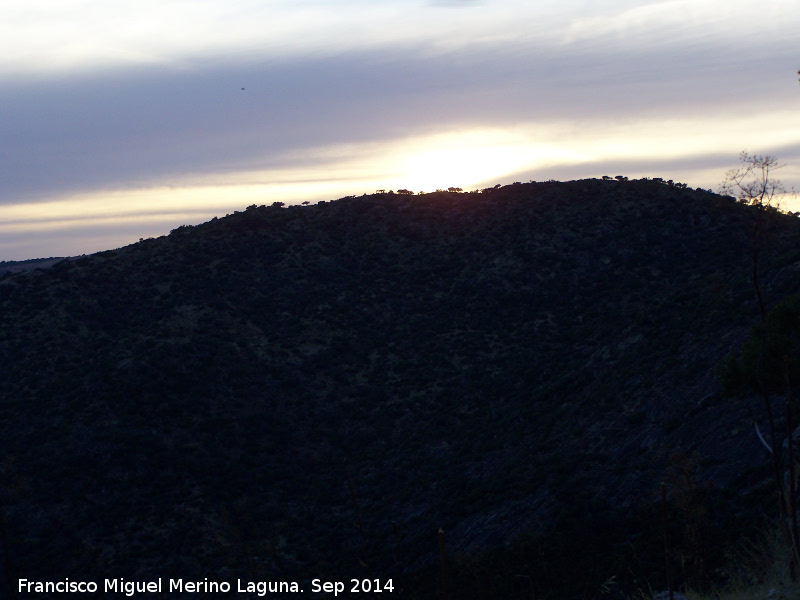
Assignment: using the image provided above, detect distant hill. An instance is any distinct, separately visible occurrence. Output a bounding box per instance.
[2,179,800,599]
[0,256,73,277]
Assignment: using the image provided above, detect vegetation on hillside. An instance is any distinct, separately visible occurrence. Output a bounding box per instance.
[2,179,800,598]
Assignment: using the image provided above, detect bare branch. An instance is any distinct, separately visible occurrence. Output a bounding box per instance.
[720,151,786,210]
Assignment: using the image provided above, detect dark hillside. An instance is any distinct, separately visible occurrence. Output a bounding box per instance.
[2,179,800,598]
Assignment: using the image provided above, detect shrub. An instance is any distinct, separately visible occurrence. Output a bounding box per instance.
[719,294,800,396]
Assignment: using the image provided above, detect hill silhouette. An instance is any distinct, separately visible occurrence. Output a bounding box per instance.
[2,179,800,599]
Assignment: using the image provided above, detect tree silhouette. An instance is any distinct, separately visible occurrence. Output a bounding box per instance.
[721,151,798,577]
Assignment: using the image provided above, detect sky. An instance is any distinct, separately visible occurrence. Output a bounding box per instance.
[2,0,799,260]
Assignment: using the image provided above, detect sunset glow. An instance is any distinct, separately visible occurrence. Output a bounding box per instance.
[2,0,799,259]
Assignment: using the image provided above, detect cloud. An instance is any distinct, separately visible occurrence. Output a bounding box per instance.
[2,30,795,207]
[2,0,799,259]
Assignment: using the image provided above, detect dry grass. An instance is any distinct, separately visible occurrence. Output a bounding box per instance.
[681,525,800,600]
[685,582,799,600]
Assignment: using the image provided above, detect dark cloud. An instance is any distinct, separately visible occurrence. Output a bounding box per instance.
[0,38,793,206]
[497,145,800,201]
[499,152,736,188]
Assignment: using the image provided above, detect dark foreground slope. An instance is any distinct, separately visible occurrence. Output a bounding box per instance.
[2,179,800,598]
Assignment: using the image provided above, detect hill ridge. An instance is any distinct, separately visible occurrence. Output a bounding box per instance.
[2,178,800,598]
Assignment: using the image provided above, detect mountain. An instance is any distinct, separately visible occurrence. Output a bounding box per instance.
[2,179,800,599]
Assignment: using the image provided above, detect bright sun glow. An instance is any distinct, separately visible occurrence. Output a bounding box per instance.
[3,110,800,261]
[390,131,590,192]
